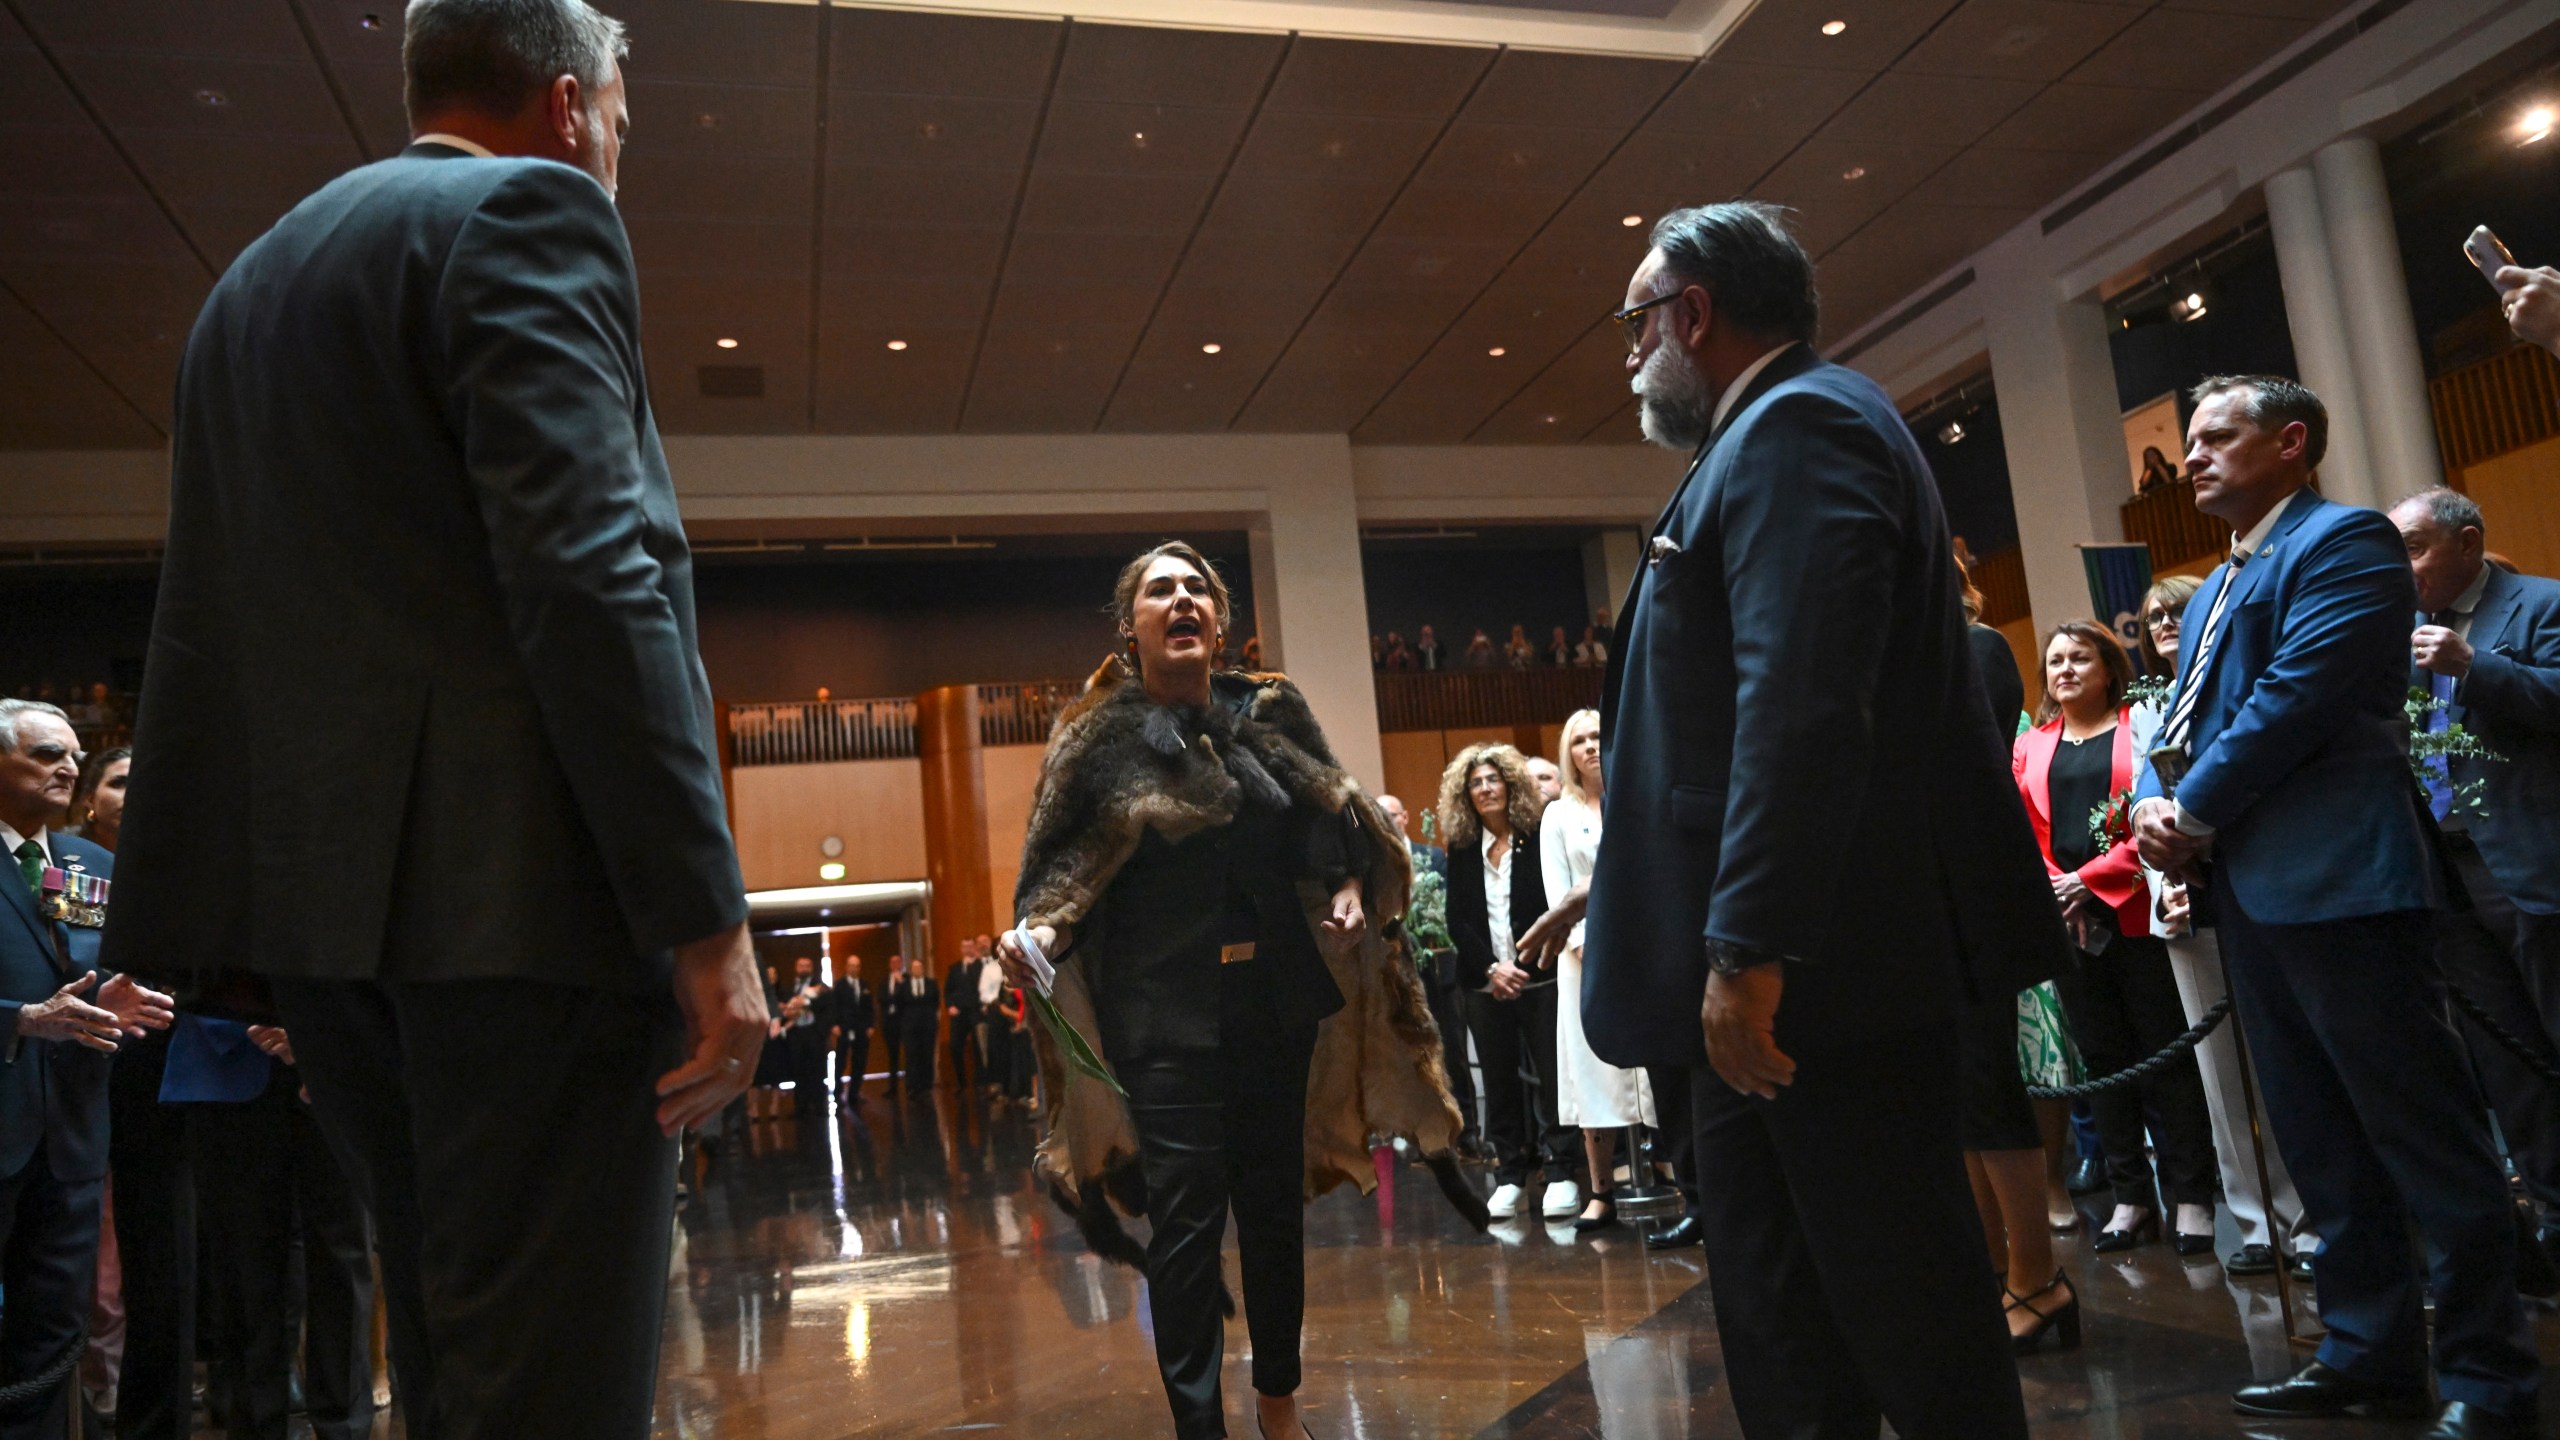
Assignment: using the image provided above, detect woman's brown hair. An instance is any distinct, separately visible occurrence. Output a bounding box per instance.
[1436,743,1541,850]
[1953,544,1985,625]
[2034,620,2134,723]
[2136,574,2201,676]
[1111,540,1234,664]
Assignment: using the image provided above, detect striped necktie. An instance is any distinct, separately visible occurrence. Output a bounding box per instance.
[2155,542,2254,758]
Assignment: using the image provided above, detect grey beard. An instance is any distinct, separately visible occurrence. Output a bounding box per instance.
[1634,341,1714,451]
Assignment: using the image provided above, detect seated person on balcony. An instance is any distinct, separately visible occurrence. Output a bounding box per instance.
[1463,630,1499,669]
[2138,445,2179,493]
[1504,626,1536,669]
[1574,625,1607,667]
[1415,625,1445,671]
[1546,626,1573,666]
[1382,632,1416,672]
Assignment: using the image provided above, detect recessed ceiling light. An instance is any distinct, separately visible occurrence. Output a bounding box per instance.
[1842,165,1867,181]
[1542,414,1558,424]
[2522,104,2556,144]
[1937,420,1966,445]
[1201,342,1222,354]
[696,113,720,130]
[886,340,909,351]
[1487,346,1507,357]
[1621,214,1643,227]
[195,89,228,107]
[358,12,385,29]
[1132,131,1149,148]
[919,121,944,141]
[1821,19,1848,35]
[715,337,739,349]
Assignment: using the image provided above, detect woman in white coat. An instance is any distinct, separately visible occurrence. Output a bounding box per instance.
[1542,708,1656,1231]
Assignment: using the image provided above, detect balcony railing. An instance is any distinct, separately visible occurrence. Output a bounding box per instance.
[729,697,919,766]
[977,680,1084,748]
[2431,341,2560,474]
[1374,666,1604,732]
[2121,479,2228,573]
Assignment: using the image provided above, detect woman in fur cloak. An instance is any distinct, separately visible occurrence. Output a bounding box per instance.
[993,541,1486,1440]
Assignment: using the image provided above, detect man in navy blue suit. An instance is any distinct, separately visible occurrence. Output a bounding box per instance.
[2134,379,2534,1439]
[0,699,172,1438]
[1579,203,2066,1439]
[2393,487,2560,1262]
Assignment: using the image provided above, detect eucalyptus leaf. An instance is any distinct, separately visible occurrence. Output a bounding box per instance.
[1033,990,1125,1098]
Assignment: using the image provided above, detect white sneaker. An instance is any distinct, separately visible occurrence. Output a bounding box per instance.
[1487,1182,1525,1218]
[1543,1180,1582,1218]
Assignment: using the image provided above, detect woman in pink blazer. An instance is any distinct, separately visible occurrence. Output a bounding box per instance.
[2013,621,2218,1261]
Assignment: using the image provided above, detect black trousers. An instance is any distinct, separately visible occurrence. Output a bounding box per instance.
[1461,983,1576,1186]
[1692,1026,2026,1440]
[2437,839,2560,1210]
[0,1144,102,1440]
[2213,877,2536,1413]
[1421,958,1476,1137]
[2051,932,2216,1209]
[106,1031,195,1440]
[948,1011,979,1089]
[785,1025,830,1113]
[882,1015,905,1087]
[1647,1065,1698,1214]
[901,1021,937,1092]
[193,1075,377,1440]
[274,976,684,1440]
[837,1024,870,1089]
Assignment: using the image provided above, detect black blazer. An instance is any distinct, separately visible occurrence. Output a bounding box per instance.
[1583,347,2066,1069]
[1444,828,1550,993]
[0,835,115,1182]
[945,962,982,1023]
[2427,566,2560,914]
[830,979,874,1034]
[895,977,940,1036]
[1969,624,2026,739]
[106,144,745,996]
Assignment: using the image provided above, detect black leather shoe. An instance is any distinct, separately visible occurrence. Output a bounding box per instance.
[2093,1214,2158,1253]
[2173,1229,2217,1259]
[2232,1361,2429,1419]
[2423,1400,2535,1439]
[2067,1157,2108,1197]
[2226,1243,2278,1276]
[1573,1196,1620,1233]
[1645,1214,1704,1251]
[2289,1252,2317,1283]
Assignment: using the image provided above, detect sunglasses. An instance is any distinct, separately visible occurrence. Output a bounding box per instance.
[2144,610,2183,633]
[1610,292,1680,356]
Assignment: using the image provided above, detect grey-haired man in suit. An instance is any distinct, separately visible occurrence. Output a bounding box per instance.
[106,3,768,1435]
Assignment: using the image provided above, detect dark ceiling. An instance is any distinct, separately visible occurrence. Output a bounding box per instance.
[0,0,2352,449]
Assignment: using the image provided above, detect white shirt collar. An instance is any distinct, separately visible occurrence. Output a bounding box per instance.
[2230,486,2307,564]
[0,824,48,867]
[413,133,496,159]
[1711,343,1798,434]
[2447,562,2492,618]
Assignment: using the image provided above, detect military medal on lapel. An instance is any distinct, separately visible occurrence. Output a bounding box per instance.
[40,867,109,928]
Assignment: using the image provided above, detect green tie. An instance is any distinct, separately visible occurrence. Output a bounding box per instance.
[15,840,42,898]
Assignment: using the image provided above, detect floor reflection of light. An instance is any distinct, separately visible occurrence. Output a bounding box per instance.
[846,1298,872,1369]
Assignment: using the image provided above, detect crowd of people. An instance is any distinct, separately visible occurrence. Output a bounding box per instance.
[740,938,1041,1123]
[1371,617,1611,672]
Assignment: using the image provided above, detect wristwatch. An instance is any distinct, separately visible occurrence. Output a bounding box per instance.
[1704,937,1789,976]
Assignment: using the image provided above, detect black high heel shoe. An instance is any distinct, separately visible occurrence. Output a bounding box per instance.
[1573,1194,1620,1233]
[2006,1272,2082,1355]
[2172,1229,2218,1259]
[2092,1212,2159,1253]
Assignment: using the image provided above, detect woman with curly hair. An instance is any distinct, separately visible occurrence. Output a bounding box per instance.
[1440,742,1578,1221]
[996,541,1482,1440]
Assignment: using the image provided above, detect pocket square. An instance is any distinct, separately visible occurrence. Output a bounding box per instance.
[1648,535,1683,566]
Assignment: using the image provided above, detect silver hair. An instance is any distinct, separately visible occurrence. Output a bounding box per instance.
[404,0,628,124]
[0,699,70,752]
[2394,486,2485,541]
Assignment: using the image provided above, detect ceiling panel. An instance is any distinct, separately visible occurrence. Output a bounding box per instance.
[298,1,410,69]
[1648,60,1871,137]
[332,61,409,156]
[1053,24,1287,109]
[816,320,978,432]
[2064,7,2316,92]
[1017,170,1217,235]
[619,154,813,224]
[1470,325,1634,443]
[635,81,820,158]
[828,165,1022,231]
[1100,324,1298,431]
[1927,144,2109,208]
[1262,37,1493,117]
[54,52,349,139]
[13,0,309,59]
[1460,50,1690,131]
[1233,317,1448,430]
[832,92,1035,170]
[624,218,808,280]
[599,0,820,88]
[1815,72,2041,149]
[1036,100,1253,174]
[1894,0,2144,82]
[1408,121,1626,193]
[830,10,1063,99]
[1754,138,1961,255]
[2156,0,2352,17]
[1229,109,1443,180]
[1976,78,2194,155]
[1199,172,1406,238]
[0,284,161,446]
[1712,0,1966,70]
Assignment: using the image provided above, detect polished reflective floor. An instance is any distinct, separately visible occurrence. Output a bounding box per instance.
[650,1081,2560,1439]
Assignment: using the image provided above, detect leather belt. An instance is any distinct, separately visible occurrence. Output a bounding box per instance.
[1219,942,1257,964]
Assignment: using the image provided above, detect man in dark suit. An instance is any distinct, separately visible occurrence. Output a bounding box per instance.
[780,956,832,1115]
[830,962,874,1098]
[2135,382,2532,1440]
[882,955,910,1093]
[2394,489,2560,1261]
[0,700,173,1438]
[101,6,769,1436]
[1579,203,2063,1439]
[897,964,941,1093]
[945,941,983,1091]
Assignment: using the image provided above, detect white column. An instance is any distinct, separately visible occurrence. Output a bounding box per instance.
[1246,521,1284,667]
[2313,134,2443,504]
[1260,442,1385,792]
[1977,231,2132,634]
[1581,529,1641,625]
[2263,164,2382,510]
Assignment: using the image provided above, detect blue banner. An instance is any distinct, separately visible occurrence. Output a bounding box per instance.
[2081,543,2156,669]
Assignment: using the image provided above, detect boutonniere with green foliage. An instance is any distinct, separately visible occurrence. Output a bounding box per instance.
[2088,787,2137,859]
[2408,685,2503,820]
[1405,809,1452,964]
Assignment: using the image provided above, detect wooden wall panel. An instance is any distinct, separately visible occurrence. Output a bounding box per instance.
[1379,730,1452,835]
[729,759,927,891]
[981,744,1048,936]
[2463,435,2560,582]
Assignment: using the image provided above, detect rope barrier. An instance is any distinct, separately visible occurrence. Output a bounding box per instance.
[2027,998,2231,1101]
[0,1324,82,1411]
[2445,982,2560,1085]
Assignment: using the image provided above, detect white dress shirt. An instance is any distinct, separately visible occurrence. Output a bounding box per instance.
[1710,343,1799,434]
[0,824,50,872]
[2170,487,2308,837]
[1481,829,1517,989]
[412,132,496,158]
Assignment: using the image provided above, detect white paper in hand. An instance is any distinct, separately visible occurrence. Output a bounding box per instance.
[1009,921,1057,997]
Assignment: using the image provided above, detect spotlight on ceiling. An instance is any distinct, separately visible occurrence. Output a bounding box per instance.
[1841,165,1867,181]
[1621,214,1643,227]
[1938,420,1966,445]
[1822,19,1847,35]
[1487,346,1507,357]
[1201,343,1222,354]
[715,337,739,349]
[2171,290,2209,322]
[2521,104,2556,145]
[885,340,908,351]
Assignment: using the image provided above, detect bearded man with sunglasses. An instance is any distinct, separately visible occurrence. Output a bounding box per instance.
[1578,202,2066,1439]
